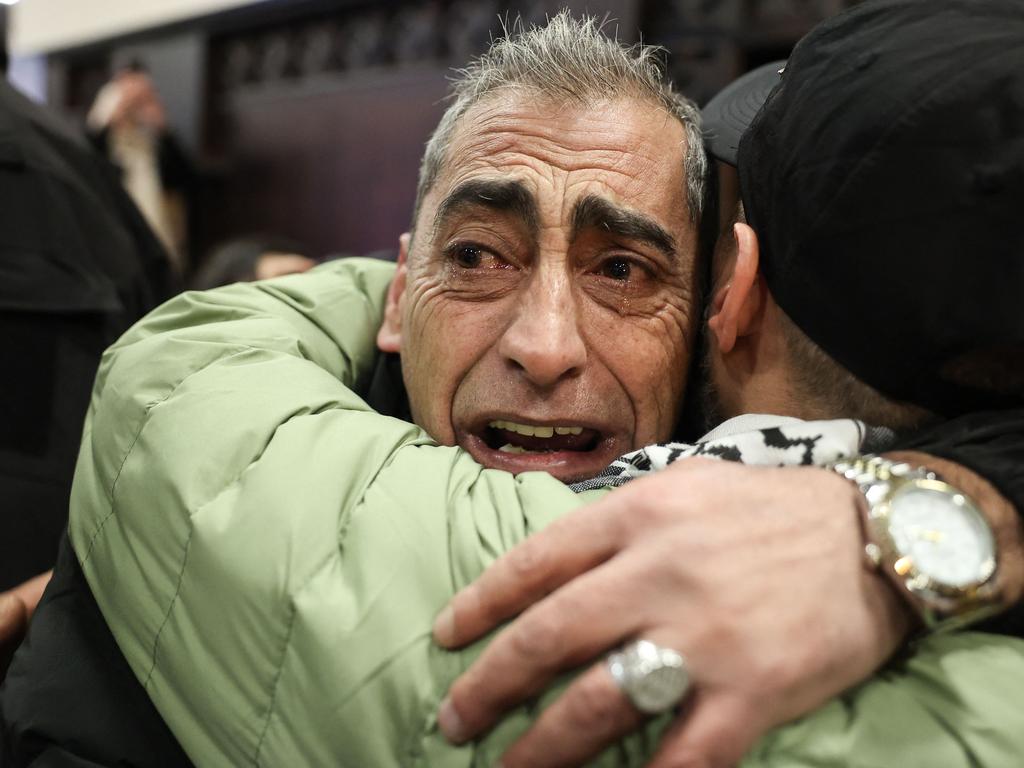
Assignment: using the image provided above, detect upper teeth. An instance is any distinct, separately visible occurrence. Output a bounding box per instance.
[489,420,583,437]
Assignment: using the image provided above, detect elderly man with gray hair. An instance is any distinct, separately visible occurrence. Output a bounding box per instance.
[4,7,1024,768]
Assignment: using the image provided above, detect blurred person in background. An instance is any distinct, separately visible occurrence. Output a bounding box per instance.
[0,56,178,680]
[87,63,194,273]
[190,234,315,290]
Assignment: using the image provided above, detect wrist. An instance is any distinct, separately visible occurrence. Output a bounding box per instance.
[887,451,1024,614]
[844,482,920,645]
[828,454,1003,633]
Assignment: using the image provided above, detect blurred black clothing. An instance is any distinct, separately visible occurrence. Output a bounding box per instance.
[0,80,178,591]
[1,537,192,767]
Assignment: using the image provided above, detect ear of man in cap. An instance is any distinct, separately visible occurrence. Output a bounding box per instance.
[704,0,1024,422]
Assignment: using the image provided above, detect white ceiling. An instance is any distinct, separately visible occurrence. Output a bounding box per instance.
[9,0,263,55]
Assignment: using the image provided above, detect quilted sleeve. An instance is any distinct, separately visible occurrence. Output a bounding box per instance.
[68,257,589,765]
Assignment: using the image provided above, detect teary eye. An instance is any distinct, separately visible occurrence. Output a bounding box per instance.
[601,257,632,281]
[454,245,483,268]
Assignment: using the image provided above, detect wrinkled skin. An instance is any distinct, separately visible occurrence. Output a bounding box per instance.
[378,93,701,483]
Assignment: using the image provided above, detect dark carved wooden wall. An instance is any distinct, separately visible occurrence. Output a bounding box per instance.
[44,0,862,271]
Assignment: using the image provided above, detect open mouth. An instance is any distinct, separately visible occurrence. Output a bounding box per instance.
[460,417,615,483]
[483,420,601,454]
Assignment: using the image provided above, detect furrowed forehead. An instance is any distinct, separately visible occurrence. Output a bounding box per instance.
[439,94,685,185]
[416,87,683,206]
[407,92,697,268]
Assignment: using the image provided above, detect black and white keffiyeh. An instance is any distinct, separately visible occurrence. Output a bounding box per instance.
[570,415,896,493]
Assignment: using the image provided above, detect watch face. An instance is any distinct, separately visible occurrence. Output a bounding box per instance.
[887,482,996,589]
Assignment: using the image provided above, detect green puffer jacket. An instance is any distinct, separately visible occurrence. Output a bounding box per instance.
[70,258,1024,767]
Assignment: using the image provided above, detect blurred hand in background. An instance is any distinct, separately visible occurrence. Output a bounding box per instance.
[0,570,51,681]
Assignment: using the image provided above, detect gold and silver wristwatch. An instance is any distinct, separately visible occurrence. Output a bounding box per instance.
[828,454,1001,633]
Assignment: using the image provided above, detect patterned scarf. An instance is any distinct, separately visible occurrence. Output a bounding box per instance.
[570,415,895,493]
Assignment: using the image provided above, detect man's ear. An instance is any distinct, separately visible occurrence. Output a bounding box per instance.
[706,222,762,354]
[376,232,411,353]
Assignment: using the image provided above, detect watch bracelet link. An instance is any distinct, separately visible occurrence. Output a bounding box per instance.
[827,454,925,584]
[828,453,940,494]
[830,455,907,573]
[826,453,1001,634]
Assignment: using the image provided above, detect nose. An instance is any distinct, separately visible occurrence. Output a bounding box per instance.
[498,269,587,387]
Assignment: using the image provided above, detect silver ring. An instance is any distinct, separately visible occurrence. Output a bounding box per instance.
[607,639,691,714]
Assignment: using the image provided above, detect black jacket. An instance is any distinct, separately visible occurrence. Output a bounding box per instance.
[0,79,177,591]
[1,537,192,767]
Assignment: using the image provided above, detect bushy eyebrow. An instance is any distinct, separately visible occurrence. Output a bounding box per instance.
[571,194,677,261]
[431,182,676,262]
[432,178,540,238]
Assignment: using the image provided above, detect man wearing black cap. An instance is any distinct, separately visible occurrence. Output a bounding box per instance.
[702,0,1024,515]
[434,1,1024,765]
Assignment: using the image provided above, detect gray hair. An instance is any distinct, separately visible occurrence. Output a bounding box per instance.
[412,11,707,230]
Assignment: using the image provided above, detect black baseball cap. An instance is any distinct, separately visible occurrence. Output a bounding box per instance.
[703,60,785,166]
[714,0,1024,416]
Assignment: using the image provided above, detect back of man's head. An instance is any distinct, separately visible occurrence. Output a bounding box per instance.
[412,12,708,234]
[737,0,1024,419]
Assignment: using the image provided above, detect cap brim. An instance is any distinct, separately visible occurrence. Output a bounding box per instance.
[702,60,786,166]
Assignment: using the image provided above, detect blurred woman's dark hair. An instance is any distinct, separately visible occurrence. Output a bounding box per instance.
[191,234,307,290]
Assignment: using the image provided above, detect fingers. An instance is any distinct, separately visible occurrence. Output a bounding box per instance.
[496,641,752,768]
[433,503,624,648]
[0,570,53,680]
[647,694,761,768]
[432,459,720,650]
[0,593,28,681]
[10,570,52,623]
[439,553,652,743]
[0,593,27,643]
[499,659,645,767]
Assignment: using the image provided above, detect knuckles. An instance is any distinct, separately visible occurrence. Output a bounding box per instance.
[506,605,566,664]
[505,537,550,584]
